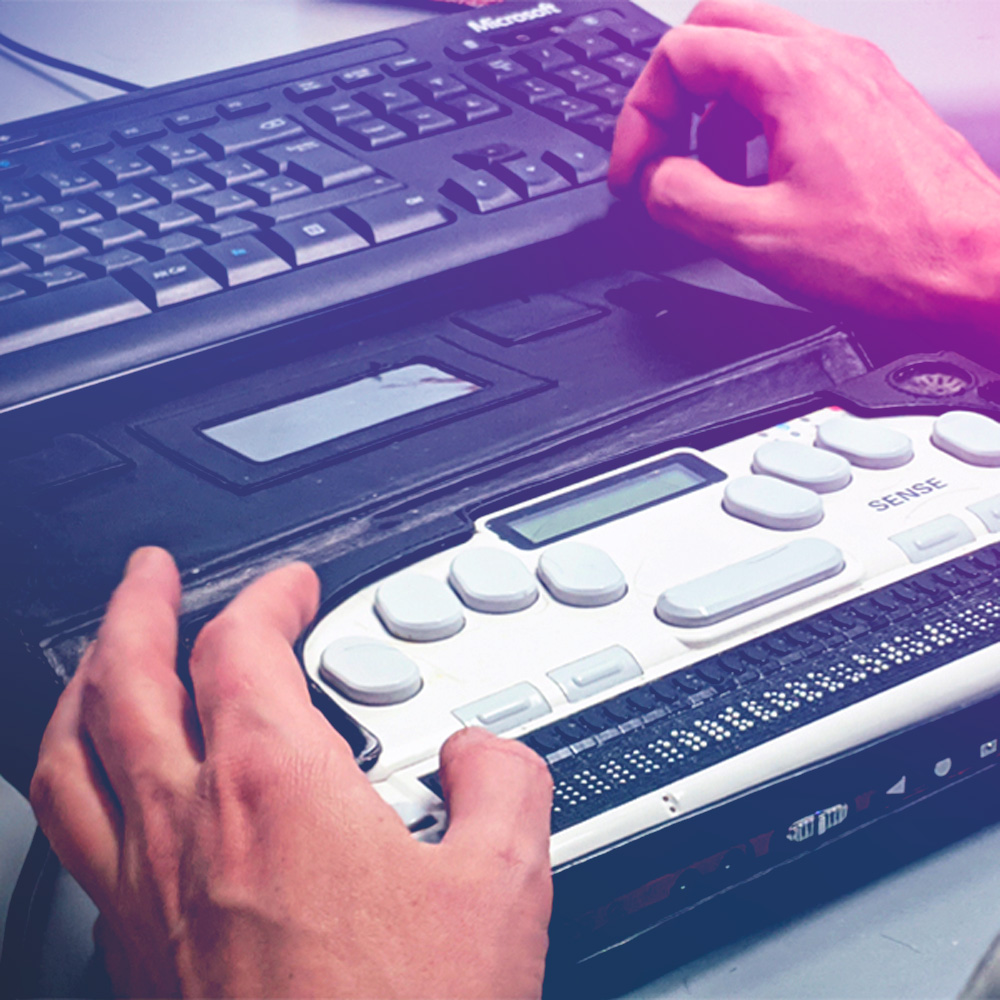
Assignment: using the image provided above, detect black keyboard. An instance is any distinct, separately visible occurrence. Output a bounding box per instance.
[0,2,667,413]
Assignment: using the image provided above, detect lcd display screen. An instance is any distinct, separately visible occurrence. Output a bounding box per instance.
[488,454,725,548]
[202,364,481,463]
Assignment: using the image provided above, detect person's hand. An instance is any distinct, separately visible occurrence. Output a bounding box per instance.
[30,547,553,998]
[610,0,1000,333]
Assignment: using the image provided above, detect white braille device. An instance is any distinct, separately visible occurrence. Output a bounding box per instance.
[302,406,1000,867]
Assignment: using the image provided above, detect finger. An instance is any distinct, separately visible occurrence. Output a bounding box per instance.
[610,25,782,192]
[188,561,322,747]
[31,659,122,910]
[686,0,819,37]
[439,728,552,869]
[640,154,776,249]
[80,547,201,811]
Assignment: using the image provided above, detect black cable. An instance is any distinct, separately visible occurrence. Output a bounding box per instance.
[0,31,142,94]
[0,827,60,1000]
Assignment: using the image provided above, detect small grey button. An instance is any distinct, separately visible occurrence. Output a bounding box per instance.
[889,514,974,563]
[656,537,845,627]
[449,548,538,613]
[815,416,913,469]
[752,440,852,493]
[319,637,423,704]
[723,475,824,530]
[453,682,551,734]
[968,494,1000,532]
[932,411,1000,466]
[537,541,627,607]
[548,645,642,702]
[388,800,436,832]
[374,574,465,641]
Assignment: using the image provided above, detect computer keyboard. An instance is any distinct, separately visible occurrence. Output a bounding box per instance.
[0,1,667,413]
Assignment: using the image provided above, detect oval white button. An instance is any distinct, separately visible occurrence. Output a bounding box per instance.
[320,638,423,704]
[815,416,913,469]
[932,411,1000,466]
[537,541,627,607]
[752,440,852,493]
[449,548,538,613]
[375,574,465,642]
[723,475,823,530]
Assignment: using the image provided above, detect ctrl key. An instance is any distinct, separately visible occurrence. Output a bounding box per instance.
[117,255,221,308]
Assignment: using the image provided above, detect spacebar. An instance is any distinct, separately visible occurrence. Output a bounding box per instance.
[0,279,151,357]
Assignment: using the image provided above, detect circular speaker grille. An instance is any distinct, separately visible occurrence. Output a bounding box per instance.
[889,361,973,398]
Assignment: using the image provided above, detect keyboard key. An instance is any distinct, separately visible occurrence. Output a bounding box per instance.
[602,24,662,52]
[504,77,564,106]
[186,188,257,221]
[598,52,646,85]
[340,118,408,151]
[134,231,204,260]
[259,212,369,266]
[113,120,167,145]
[538,95,600,123]
[143,170,215,203]
[454,142,524,170]
[542,146,609,184]
[0,276,149,351]
[58,132,113,159]
[165,105,220,131]
[306,98,373,129]
[79,218,148,254]
[492,156,570,199]
[404,71,468,103]
[217,96,270,118]
[515,42,575,74]
[0,250,28,278]
[339,192,452,243]
[15,234,88,269]
[575,112,619,147]
[382,55,431,77]
[242,176,311,206]
[439,93,504,124]
[117,255,222,308]
[32,167,101,201]
[19,264,88,293]
[250,137,373,190]
[87,150,156,186]
[0,215,46,248]
[334,65,383,88]
[188,216,259,244]
[141,137,210,172]
[586,81,630,113]
[444,39,499,61]
[0,180,44,215]
[550,65,612,94]
[189,235,290,286]
[243,174,403,226]
[441,173,520,214]
[134,203,203,236]
[0,281,26,303]
[469,56,528,87]
[194,114,304,158]
[558,31,620,62]
[355,83,420,116]
[81,246,148,277]
[30,200,104,234]
[87,184,160,218]
[284,78,336,102]
[393,106,456,138]
[194,156,268,189]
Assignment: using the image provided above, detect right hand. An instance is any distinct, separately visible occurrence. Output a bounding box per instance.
[610,0,1000,334]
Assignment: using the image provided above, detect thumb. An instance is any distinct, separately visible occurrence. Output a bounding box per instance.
[640,154,772,249]
[439,727,553,865]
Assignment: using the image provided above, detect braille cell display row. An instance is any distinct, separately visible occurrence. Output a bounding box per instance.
[422,543,1000,833]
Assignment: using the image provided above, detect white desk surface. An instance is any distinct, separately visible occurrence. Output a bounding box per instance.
[2,2,1000,997]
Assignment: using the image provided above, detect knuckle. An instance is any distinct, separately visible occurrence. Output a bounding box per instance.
[29,757,60,821]
[190,613,244,666]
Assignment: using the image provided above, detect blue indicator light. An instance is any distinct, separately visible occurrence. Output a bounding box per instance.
[231,247,248,256]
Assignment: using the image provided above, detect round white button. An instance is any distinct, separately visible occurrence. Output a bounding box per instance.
[931,411,1000,466]
[374,574,465,642]
[537,541,626,607]
[752,440,852,493]
[814,416,913,469]
[723,475,824,530]
[449,548,538,613]
[320,638,422,704]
